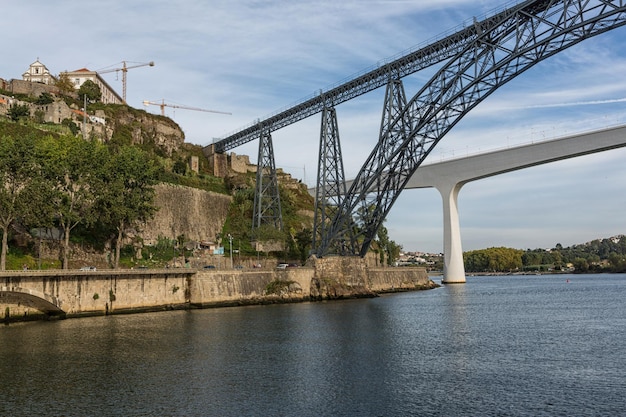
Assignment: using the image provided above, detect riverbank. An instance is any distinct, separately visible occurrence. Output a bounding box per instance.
[1,257,435,324]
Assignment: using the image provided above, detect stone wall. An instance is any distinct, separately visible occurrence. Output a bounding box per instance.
[1,259,434,322]
[367,267,437,292]
[1,270,192,318]
[7,79,61,97]
[141,183,232,246]
[309,255,373,299]
[190,270,271,305]
[229,153,256,174]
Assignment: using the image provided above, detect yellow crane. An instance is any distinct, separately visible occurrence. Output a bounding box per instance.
[143,99,232,117]
[98,61,155,104]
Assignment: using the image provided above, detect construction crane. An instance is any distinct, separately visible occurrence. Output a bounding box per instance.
[98,61,155,104]
[143,99,232,117]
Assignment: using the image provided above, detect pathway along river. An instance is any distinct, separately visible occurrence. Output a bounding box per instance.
[1,274,625,416]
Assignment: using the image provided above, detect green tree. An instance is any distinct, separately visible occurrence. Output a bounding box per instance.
[33,110,45,124]
[61,118,79,136]
[38,135,103,269]
[464,247,523,272]
[608,253,626,272]
[55,72,76,96]
[0,134,45,269]
[572,257,589,273]
[8,104,30,122]
[98,146,159,268]
[376,225,402,266]
[35,92,54,105]
[77,80,101,103]
[294,228,312,264]
[172,159,187,175]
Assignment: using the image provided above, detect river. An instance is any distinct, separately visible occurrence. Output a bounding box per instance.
[1,273,625,416]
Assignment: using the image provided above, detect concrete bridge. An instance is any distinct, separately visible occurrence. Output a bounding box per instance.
[405,124,626,283]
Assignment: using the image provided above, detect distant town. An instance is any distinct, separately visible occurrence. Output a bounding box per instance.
[396,251,442,269]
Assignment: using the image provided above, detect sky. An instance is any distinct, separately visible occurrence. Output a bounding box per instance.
[3,1,626,254]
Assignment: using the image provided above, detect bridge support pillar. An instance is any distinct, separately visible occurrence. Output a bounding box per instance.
[437,181,466,284]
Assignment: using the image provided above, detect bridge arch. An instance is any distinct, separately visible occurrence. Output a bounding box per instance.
[0,286,65,316]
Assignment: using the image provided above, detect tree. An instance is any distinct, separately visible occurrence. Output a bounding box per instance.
[98,146,159,268]
[55,72,76,96]
[294,228,312,264]
[464,247,523,272]
[376,225,402,266]
[0,134,45,269]
[172,159,187,175]
[572,257,589,273]
[35,92,54,105]
[77,80,101,103]
[61,118,79,136]
[38,135,103,269]
[8,104,30,122]
[608,253,626,273]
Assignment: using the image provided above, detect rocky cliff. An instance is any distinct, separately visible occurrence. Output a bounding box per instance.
[105,107,184,156]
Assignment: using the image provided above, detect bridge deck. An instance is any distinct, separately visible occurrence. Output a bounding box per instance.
[406,124,626,189]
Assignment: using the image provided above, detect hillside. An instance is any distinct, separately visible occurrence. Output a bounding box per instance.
[463,235,626,274]
[0,94,315,270]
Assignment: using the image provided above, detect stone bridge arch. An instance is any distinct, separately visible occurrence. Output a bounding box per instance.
[0,286,65,316]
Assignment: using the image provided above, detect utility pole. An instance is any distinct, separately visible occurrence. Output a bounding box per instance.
[82,94,87,138]
[228,233,233,269]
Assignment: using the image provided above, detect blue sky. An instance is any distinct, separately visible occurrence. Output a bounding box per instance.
[4,1,626,253]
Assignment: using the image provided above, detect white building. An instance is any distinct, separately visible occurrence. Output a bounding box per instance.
[22,59,56,85]
[62,68,123,105]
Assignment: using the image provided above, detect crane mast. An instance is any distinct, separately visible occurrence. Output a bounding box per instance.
[143,99,231,117]
[98,60,155,104]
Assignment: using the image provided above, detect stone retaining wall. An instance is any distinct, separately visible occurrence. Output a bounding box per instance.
[1,258,435,322]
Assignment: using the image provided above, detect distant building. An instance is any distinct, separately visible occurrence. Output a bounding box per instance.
[62,68,123,105]
[22,59,56,85]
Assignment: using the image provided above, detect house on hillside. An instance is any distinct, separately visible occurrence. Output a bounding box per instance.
[61,68,123,105]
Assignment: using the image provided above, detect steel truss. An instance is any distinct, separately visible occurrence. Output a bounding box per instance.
[252,131,283,232]
[212,1,562,153]
[316,0,626,257]
[313,107,355,255]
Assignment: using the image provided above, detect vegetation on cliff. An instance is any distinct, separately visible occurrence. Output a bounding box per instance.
[220,171,315,264]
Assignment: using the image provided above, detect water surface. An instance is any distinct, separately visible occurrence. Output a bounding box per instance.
[1,274,625,416]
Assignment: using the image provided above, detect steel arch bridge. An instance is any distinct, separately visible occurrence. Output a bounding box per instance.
[208,0,626,258]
